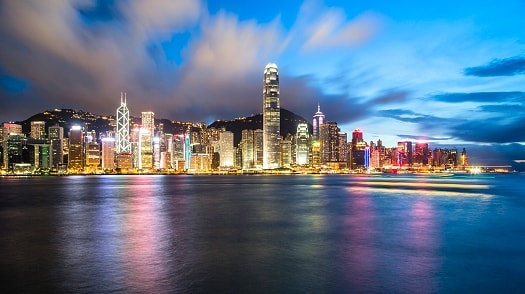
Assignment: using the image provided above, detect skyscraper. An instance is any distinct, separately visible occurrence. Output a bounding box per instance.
[351,129,366,169]
[139,128,153,170]
[262,63,280,169]
[48,125,64,168]
[68,126,84,172]
[101,138,115,170]
[296,123,309,165]
[30,121,46,139]
[312,104,325,141]
[414,142,429,165]
[219,131,234,167]
[320,121,340,163]
[141,111,155,136]
[397,141,413,166]
[116,93,131,153]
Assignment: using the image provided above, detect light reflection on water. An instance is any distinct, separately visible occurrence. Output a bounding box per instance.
[1,174,524,293]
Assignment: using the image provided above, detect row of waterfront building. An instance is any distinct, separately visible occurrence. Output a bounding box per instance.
[1,63,470,175]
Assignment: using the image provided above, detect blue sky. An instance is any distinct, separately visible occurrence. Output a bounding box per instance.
[1,0,524,167]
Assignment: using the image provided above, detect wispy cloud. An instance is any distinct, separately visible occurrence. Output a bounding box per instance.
[369,90,411,104]
[464,56,525,77]
[377,109,442,124]
[448,115,525,143]
[430,92,525,103]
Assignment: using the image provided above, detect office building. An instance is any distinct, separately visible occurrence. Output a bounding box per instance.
[30,121,46,139]
[139,128,153,170]
[116,93,131,153]
[397,141,413,166]
[141,111,155,136]
[414,142,429,166]
[320,121,340,163]
[48,125,64,169]
[262,63,280,169]
[85,141,100,172]
[296,123,309,165]
[68,126,84,171]
[101,138,115,170]
[219,131,234,167]
[351,129,366,169]
[312,104,325,141]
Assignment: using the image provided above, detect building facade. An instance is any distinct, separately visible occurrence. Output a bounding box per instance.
[68,126,84,171]
[312,104,325,141]
[262,63,280,169]
[116,93,131,153]
[296,123,309,165]
[48,125,64,169]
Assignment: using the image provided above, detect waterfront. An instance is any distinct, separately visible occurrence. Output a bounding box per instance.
[1,174,524,293]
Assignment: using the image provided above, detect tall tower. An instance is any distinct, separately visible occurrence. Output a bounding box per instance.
[68,125,84,172]
[141,111,155,136]
[262,63,280,169]
[351,129,366,169]
[30,121,46,139]
[116,93,131,153]
[48,125,64,168]
[296,123,309,165]
[312,103,325,141]
[320,121,340,163]
[219,131,234,167]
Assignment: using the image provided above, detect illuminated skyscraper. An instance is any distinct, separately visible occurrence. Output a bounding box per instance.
[397,141,413,166]
[139,128,153,170]
[2,123,22,138]
[338,131,348,163]
[85,140,100,172]
[320,121,340,163]
[351,129,366,169]
[296,123,309,165]
[30,121,46,139]
[48,125,64,168]
[116,93,131,153]
[68,126,84,171]
[101,138,115,169]
[141,111,155,136]
[312,104,325,141]
[241,130,255,169]
[414,142,429,165]
[219,131,234,167]
[262,63,280,169]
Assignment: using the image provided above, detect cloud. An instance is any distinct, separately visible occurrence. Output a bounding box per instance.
[430,92,525,103]
[369,90,411,104]
[377,109,443,124]
[292,0,383,52]
[464,56,525,77]
[0,0,387,125]
[0,0,200,119]
[478,104,525,113]
[449,116,525,144]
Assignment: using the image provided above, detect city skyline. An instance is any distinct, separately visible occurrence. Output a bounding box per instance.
[1,0,524,166]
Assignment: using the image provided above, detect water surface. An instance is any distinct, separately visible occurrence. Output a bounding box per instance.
[1,174,524,293]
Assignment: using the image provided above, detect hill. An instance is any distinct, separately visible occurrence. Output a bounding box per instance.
[16,108,312,146]
[208,108,312,146]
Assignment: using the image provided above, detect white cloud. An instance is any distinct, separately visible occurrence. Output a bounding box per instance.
[291,0,383,52]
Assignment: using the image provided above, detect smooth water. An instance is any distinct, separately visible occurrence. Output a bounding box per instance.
[1,174,524,293]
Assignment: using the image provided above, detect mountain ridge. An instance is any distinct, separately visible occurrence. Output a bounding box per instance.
[16,108,312,146]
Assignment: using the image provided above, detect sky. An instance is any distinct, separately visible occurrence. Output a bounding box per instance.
[1,0,524,167]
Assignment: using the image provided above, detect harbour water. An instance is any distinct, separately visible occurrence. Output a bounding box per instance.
[1,174,524,293]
